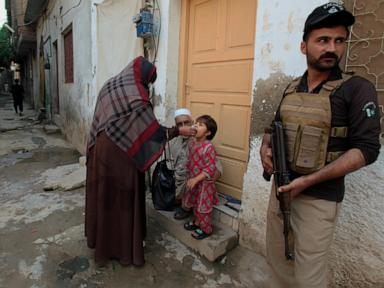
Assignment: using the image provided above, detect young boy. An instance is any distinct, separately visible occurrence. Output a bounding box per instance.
[182,115,218,240]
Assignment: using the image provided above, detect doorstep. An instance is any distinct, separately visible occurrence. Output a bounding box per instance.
[213,194,241,232]
[147,199,239,262]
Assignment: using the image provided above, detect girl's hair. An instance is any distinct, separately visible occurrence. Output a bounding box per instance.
[196,115,217,140]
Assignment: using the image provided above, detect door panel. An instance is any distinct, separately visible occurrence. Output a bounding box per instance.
[189,102,215,119]
[185,0,256,199]
[192,61,253,93]
[193,0,219,52]
[216,157,247,193]
[227,0,256,48]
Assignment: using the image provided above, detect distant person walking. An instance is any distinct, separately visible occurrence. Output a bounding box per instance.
[10,79,24,116]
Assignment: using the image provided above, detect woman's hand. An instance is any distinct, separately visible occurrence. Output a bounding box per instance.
[178,125,197,137]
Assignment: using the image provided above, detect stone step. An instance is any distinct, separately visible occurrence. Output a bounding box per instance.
[147,200,239,262]
[43,124,61,134]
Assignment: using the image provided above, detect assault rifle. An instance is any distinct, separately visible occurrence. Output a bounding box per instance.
[263,121,294,261]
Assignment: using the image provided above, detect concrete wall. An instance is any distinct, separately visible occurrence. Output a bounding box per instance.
[85,0,144,156]
[30,0,180,154]
[34,0,93,154]
[32,53,38,111]
[32,25,42,110]
[330,148,384,287]
[24,55,34,107]
[150,0,182,126]
[92,0,181,128]
[238,0,384,286]
[94,0,142,95]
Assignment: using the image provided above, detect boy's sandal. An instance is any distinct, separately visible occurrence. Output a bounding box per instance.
[191,228,211,240]
[184,221,199,231]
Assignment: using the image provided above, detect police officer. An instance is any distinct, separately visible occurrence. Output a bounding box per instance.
[260,3,381,288]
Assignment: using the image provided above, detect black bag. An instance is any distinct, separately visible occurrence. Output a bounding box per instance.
[151,142,175,211]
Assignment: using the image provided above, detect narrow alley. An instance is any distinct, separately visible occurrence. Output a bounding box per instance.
[1,1,383,286]
[0,92,269,287]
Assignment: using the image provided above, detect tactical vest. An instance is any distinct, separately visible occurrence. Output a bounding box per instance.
[280,74,352,174]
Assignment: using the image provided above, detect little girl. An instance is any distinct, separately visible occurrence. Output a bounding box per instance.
[182,115,218,240]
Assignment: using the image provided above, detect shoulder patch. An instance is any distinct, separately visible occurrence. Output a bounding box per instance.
[362,101,377,118]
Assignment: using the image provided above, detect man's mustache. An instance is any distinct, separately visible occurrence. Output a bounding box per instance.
[320,53,338,60]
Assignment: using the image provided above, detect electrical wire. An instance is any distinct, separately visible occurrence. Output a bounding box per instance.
[152,0,161,64]
[11,1,55,28]
[61,0,82,18]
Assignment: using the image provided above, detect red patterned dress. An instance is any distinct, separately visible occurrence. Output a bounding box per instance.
[182,139,218,234]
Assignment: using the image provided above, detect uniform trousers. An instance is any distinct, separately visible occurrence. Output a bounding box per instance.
[266,187,340,288]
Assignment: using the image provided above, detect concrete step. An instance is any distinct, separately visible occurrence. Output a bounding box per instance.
[43,124,61,134]
[213,194,241,232]
[147,200,239,262]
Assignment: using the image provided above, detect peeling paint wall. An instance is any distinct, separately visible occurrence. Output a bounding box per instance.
[30,0,180,153]
[93,0,181,130]
[151,0,182,126]
[35,0,180,154]
[96,0,182,134]
[90,0,143,154]
[241,0,384,286]
[249,72,294,136]
[35,0,93,154]
[94,0,142,95]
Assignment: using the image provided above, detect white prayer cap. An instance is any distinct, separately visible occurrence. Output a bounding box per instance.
[174,108,191,118]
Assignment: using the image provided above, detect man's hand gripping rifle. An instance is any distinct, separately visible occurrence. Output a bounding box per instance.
[263,121,294,261]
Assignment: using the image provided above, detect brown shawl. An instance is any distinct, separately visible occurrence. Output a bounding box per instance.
[87,56,166,172]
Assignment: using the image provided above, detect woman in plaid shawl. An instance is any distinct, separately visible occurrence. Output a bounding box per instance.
[85,56,196,267]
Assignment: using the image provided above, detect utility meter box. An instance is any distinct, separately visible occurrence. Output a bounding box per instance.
[135,10,153,38]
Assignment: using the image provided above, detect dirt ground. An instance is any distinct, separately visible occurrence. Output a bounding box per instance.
[0,93,269,288]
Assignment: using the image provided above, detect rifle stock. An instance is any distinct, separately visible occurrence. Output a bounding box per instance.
[263,121,294,261]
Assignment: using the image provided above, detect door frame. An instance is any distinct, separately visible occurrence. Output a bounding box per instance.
[177,1,190,109]
[52,40,60,114]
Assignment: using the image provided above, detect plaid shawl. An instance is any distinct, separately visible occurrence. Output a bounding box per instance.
[87,56,166,172]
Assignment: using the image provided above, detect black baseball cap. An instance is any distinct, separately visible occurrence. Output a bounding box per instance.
[303,2,355,40]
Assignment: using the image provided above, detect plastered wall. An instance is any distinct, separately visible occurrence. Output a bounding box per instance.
[35,0,93,154]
